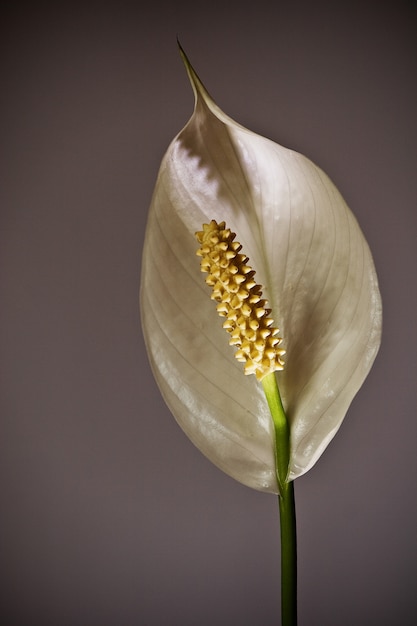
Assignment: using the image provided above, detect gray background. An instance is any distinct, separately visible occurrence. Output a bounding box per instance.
[1,1,416,625]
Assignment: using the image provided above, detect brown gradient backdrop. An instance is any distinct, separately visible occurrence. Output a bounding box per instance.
[1,2,416,625]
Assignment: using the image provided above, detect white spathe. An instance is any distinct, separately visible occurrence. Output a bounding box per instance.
[140,49,382,494]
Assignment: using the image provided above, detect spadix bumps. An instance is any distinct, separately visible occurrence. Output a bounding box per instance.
[196,219,285,380]
[140,49,382,492]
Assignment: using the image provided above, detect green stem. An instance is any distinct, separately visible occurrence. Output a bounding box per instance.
[278,480,297,626]
[262,373,297,626]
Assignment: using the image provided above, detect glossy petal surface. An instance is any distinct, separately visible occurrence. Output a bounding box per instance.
[140,52,382,493]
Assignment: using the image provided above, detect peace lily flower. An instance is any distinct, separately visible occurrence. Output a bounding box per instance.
[140,46,382,496]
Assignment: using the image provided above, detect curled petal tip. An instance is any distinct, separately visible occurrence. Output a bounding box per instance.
[177,41,206,103]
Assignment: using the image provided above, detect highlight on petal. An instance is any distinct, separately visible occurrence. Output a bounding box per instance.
[140,46,382,493]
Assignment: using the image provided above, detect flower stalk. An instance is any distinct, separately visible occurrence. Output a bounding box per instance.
[278,481,297,626]
[263,372,297,626]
